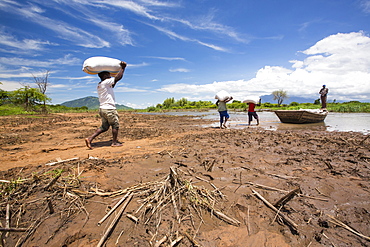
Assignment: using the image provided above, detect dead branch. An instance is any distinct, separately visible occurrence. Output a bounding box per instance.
[212,210,240,226]
[327,214,370,241]
[170,235,184,246]
[274,188,301,208]
[44,174,62,191]
[45,157,79,166]
[252,189,298,233]
[97,193,133,247]
[182,231,202,247]
[0,228,28,232]
[97,192,131,226]
[153,235,167,247]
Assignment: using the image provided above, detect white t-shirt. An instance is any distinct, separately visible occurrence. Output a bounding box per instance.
[97,78,116,109]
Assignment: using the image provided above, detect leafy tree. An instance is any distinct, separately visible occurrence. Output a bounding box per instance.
[11,86,50,110]
[272,90,288,106]
[177,98,188,107]
[0,89,9,105]
[162,97,175,108]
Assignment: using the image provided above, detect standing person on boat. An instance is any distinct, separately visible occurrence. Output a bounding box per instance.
[247,102,259,126]
[216,97,233,129]
[85,61,127,149]
[319,85,329,110]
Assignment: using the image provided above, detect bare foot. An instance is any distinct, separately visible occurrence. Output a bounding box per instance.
[85,138,92,149]
[223,124,227,129]
[111,142,123,147]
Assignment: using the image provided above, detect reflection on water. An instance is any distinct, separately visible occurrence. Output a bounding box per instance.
[146,110,370,134]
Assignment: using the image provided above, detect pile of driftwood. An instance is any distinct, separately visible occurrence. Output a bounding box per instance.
[0,161,88,247]
[93,166,240,246]
[0,159,240,247]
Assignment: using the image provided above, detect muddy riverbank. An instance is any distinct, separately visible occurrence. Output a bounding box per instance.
[0,112,369,246]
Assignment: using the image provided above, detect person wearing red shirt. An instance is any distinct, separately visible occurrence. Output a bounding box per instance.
[247,103,259,126]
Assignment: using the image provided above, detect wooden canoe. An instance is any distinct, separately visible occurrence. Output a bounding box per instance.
[274,110,328,124]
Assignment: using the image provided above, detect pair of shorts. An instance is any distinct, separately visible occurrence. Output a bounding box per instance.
[219,111,229,123]
[99,109,120,131]
[248,111,258,122]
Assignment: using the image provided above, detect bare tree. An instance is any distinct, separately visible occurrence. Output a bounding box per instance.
[32,70,50,112]
[272,90,288,106]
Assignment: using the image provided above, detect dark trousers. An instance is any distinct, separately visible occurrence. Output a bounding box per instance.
[321,95,327,108]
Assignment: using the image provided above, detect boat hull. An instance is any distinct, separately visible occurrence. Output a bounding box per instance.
[274,110,328,124]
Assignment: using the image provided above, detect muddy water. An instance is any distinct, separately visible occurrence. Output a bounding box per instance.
[148,110,370,134]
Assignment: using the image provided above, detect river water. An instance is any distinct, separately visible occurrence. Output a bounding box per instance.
[147,110,370,135]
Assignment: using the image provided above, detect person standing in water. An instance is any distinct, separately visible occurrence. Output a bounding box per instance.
[216,97,233,129]
[319,85,329,110]
[247,102,259,126]
[85,61,127,149]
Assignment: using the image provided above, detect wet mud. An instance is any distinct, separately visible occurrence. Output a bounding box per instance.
[0,112,369,246]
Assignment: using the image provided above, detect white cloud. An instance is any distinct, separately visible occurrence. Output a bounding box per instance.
[0,54,80,68]
[159,31,370,102]
[115,86,149,93]
[1,1,110,48]
[169,68,190,73]
[86,18,134,46]
[144,56,186,61]
[361,0,370,13]
[0,80,23,91]
[146,23,228,52]
[0,29,53,52]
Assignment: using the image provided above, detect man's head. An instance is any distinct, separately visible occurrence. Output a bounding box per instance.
[98,71,111,80]
[323,85,326,88]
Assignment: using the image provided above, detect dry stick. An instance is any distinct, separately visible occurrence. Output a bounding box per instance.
[239,181,328,202]
[5,204,10,237]
[171,194,180,223]
[153,235,167,247]
[195,176,225,198]
[182,231,202,247]
[97,192,131,226]
[267,173,299,180]
[315,188,329,197]
[247,205,251,235]
[212,210,240,227]
[327,214,370,241]
[45,157,79,166]
[97,193,133,247]
[251,189,298,233]
[15,213,50,247]
[271,205,284,225]
[44,173,62,191]
[170,235,184,247]
[0,228,28,232]
[126,214,139,224]
[274,188,301,208]
[359,134,370,145]
[234,171,243,193]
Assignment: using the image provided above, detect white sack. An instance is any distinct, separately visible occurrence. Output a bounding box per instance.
[243,96,261,104]
[82,56,121,75]
[215,90,232,101]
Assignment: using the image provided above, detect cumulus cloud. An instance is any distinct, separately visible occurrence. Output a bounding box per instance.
[159,31,370,102]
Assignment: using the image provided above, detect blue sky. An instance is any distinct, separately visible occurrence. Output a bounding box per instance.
[1,0,370,109]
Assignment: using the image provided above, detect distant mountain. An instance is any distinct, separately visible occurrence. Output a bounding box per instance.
[61,96,132,110]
